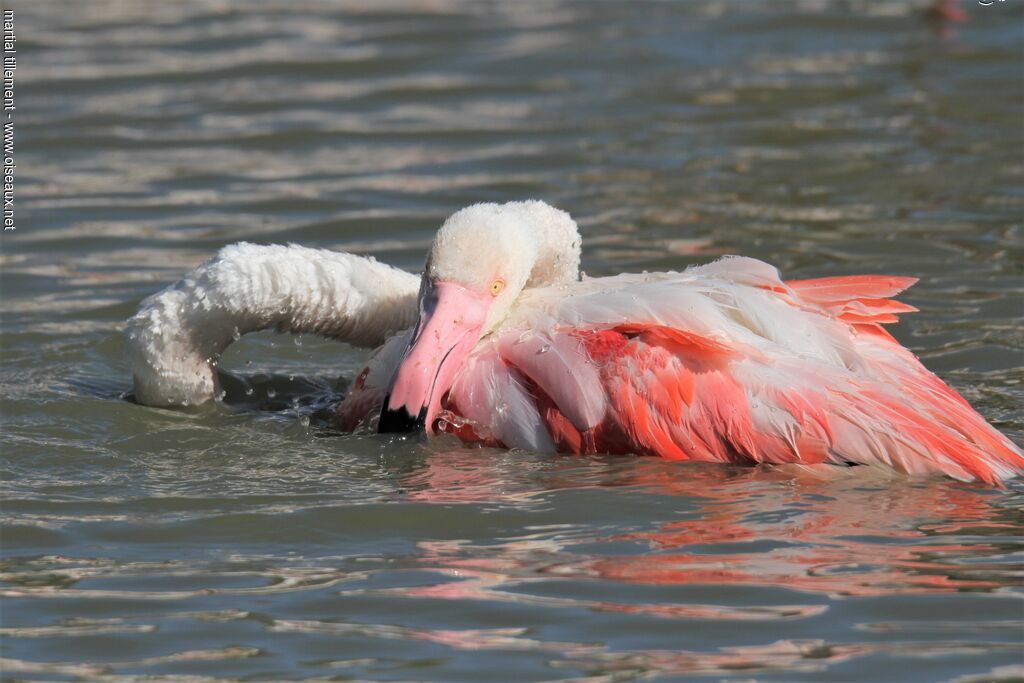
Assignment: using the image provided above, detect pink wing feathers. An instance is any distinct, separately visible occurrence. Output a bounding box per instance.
[466,259,1023,483]
[786,275,920,325]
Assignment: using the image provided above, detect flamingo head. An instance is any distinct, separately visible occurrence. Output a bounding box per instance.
[378,200,580,434]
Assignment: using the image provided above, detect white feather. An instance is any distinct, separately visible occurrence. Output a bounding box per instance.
[126,243,418,406]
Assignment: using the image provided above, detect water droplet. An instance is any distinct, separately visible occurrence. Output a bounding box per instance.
[536,344,550,355]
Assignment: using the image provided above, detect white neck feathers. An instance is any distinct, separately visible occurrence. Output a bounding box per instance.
[496,200,581,288]
[126,200,582,407]
[126,243,418,406]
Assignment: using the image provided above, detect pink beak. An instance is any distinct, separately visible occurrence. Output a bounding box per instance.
[378,281,491,434]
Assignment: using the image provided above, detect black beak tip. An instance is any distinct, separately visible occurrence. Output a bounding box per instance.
[377,398,427,434]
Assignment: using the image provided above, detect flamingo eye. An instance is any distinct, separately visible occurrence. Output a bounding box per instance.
[490,279,505,296]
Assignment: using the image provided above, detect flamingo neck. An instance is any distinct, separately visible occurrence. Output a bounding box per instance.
[125,243,419,407]
[497,201,583,332]
[512,200,582,289]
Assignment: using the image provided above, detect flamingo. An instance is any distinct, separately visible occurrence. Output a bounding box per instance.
[126,200,1023,483]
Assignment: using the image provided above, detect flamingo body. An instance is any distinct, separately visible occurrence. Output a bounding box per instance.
[440,260,1015,481]
[355,256,1021,483]
[127,201,1023,484]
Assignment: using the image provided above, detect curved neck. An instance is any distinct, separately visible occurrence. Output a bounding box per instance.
[126,243,419,406]
[508,200,582,289]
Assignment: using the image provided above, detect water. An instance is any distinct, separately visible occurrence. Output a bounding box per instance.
[2,1,1023,680]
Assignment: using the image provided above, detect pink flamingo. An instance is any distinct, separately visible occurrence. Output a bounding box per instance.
[126,201,1022,483]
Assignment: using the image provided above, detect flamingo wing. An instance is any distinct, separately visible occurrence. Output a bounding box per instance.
[458,257,1022,483]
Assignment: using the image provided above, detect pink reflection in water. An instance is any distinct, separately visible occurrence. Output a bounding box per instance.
[384,451,1016,607]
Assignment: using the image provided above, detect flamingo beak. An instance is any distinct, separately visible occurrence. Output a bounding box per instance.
[378,281,491,434]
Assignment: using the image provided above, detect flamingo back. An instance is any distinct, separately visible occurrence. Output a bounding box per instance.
[446,257,1023,483]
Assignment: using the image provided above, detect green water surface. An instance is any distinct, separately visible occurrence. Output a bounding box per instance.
[1,1,1022,681]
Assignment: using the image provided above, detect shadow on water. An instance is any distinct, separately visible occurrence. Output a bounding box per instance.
[110,369,346,424]
[211,370,351,429]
